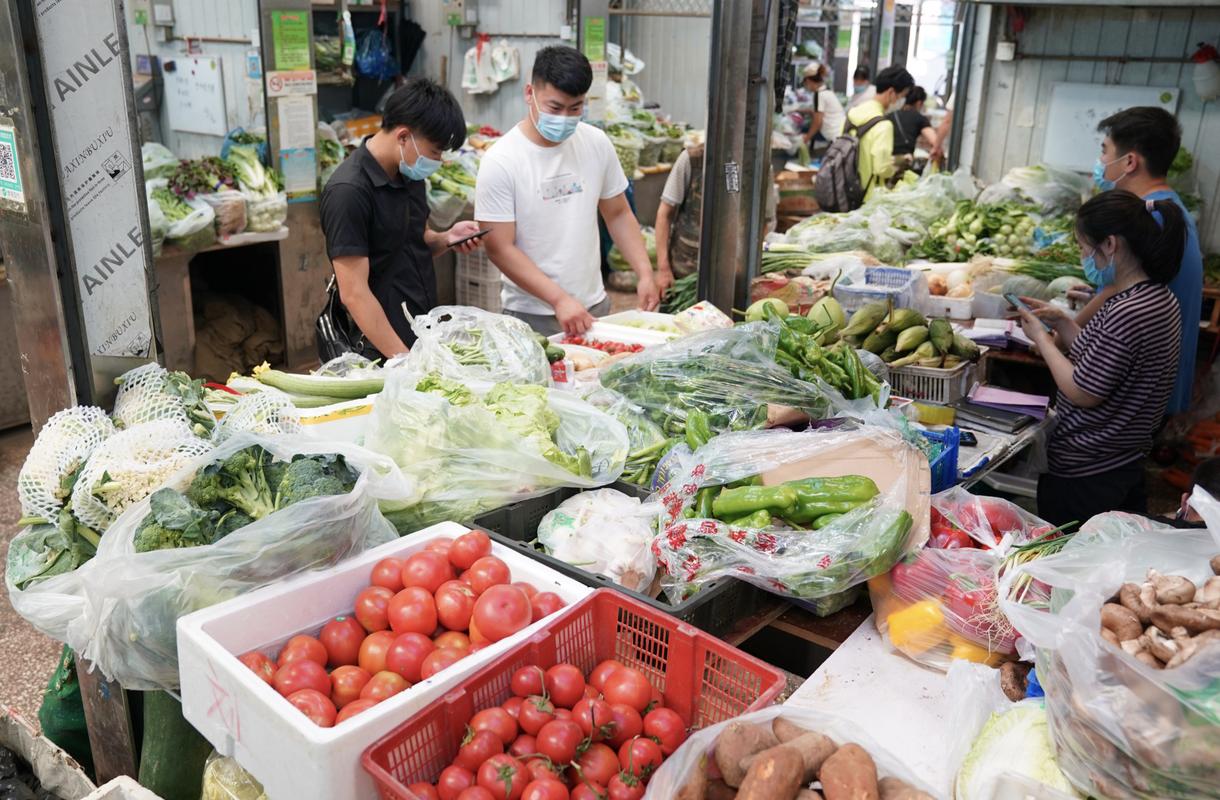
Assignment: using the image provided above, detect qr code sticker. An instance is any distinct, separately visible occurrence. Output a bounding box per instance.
[0,140,16,183]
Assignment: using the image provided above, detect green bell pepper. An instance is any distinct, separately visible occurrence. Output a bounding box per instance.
[684,408,713,451]
[712,484,798,519]
[725,509,772,529]
[812,513,843,529]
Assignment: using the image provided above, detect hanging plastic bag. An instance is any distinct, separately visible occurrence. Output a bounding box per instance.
[537,488,659,592]
[649,426,928,604]
[10,433,410,691]
[605,42,646,76]
[460,35,498,94]
[366,370,629,532]
[198,189,247,237]
[490,39,519,83]
[355,28,400,81]
[244,191,287,232]
[402,306,552,386]
[141,142,178,180]
[997,498,1220,800]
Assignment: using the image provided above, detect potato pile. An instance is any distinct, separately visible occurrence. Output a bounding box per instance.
[1098,555,1220,669]
[676,716,932,800]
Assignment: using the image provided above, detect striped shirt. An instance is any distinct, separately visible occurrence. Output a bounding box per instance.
[1048,281,1180,477]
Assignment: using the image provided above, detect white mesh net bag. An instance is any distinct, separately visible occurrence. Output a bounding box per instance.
[213,391,302,444]
[70,418,214,531]
[18,406,115,521]
[112,362,215,437]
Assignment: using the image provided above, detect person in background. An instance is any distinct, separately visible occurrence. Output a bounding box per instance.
[1016,191,1185,527]
[1171,458,1220,527]
[801,61,845,145]
[932,92,954,163]
[846,64,914,195]
[1071,107,1202,418]
[888,86,939,157]
[476,46,661,337]
[319,78,483,359]
[847,65,875,109]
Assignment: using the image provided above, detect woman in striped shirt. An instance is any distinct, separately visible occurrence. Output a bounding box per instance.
[1016,191,1184,527]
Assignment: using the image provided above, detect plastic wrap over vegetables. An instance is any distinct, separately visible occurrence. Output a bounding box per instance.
[537,488,660,592]
[977,164,1092,215]
[649,427,928,603]
[404,306,552,386]
[998,492,1220,800]
[869,487,1067,671]
[8,433,410,690]
[366,371,629,533]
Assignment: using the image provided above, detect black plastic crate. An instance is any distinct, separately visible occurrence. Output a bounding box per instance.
[473,486,771,639]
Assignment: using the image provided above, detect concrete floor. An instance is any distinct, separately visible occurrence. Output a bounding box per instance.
[0,425,62,728]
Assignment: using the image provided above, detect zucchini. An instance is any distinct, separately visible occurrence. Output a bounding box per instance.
[252,362,383,399]
[138,690,214,800]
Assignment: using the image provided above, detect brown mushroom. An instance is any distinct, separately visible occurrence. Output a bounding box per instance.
[1147,570,1196,605]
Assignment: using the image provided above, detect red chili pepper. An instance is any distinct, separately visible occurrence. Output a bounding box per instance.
[205,382,241,395]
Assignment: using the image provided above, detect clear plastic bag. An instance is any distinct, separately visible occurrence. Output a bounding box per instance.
[10,433,409,690]
[537,488,659,592]
[870,488,1060,671]
[198,190,247,237]
[648,426,927,603]
[164,195,216,251]
[404,306,551,386]
[997,496,1220,799]
[244,191,286,232]
[978,164,1092,216]
[365,370,629,532]
[643,705,936,799]
[201,751,266,800]
[141,142,178,180]
[17,406,114,521]
[426,186,470,229]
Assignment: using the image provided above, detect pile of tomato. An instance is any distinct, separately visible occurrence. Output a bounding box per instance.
[560,337,644,356]
[404,659,687,800]
[236,531,568,728]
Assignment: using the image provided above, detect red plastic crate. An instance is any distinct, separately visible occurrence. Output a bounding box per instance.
[361,589,786,799]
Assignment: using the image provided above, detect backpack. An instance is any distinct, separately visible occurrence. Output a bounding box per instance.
[814,115,888,213]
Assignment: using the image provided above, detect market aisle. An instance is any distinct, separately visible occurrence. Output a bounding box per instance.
[0,426,61,728]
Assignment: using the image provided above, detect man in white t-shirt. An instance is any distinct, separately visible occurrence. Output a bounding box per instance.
[475,46,662,336]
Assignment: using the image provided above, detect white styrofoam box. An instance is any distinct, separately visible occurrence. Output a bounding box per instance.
[548,321,672,349]
[178,522,592,800]
[919,293,975,320]
[596,310,682,338]
[296,396,377,443]
[83,776,162,800]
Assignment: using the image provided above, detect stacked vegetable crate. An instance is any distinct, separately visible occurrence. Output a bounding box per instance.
[454,250,501,313]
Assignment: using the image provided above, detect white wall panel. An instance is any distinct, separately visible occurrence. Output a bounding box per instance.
[619,15,711,127]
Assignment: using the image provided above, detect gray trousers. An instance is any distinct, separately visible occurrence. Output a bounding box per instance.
[504,296,613,337]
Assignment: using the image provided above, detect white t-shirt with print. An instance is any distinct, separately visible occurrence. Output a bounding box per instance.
[475,122,629,315]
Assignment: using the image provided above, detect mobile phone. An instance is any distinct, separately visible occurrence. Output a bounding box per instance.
[959,430,978,447]
[448,229,490,248]
[1004,292,1054,333]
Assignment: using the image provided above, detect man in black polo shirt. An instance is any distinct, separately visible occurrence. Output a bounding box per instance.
[320,78,482,358]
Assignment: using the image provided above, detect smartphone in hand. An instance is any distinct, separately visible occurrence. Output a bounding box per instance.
[1004,292,1054,333]
[448,229,490,249]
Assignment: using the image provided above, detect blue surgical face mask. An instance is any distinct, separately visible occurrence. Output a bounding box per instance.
[531,95,581,143]
[1082,249,1116,287]
[399,134,441,181]
[1092,155,1126,191]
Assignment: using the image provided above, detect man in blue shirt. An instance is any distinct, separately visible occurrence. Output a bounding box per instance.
[1079,107,1202,416]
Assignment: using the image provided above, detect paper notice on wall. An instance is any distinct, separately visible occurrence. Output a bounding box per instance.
[277,95,315,150]
[279,148,317,202]
[32,0,153,359]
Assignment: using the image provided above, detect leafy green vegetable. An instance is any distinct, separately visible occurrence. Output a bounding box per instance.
[661,273,697,313]
[484,384,591,477]
[134,489,218,553]
[187,447,276,520]
[956,704,1078,800]
[227,145,279,199]
[910,200,1040,262]
[168,157,236,198]
[151,187,192,223]
[1169,146,1194,179]
[8,507,100,589]
[273,455,357,510]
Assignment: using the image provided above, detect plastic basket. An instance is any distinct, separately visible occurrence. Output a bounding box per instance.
[833,266,922,314]
[474,487,772,639]
[888,358,977,405]
[454,250,502,312]
[919,292,974,320]
[361,589,787,800]
[920,426,960,492]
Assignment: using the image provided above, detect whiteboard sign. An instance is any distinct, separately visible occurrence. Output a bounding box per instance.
[164,56,228,136]
[1042,82,1179,171]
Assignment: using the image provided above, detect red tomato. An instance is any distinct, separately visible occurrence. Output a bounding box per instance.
[360,670,408,702]
[425,537,454,556]
[469,641,491,653]
[536,719,583,764]
[436,580,478,631]
[530,593,565,623]
[384,632,435,683]
[511,666,546,698]
[455,729,504,772]
[467,556,512,595]
[329,665,371,709]
[437,765,477,800]
[458,570,476,588]
[512,581,539,600]
[518,695,556,735]
[319,615,366,667]
[576,743,620,786]
[473,585,532,643]
[523,758,563,784]
[370,557,405,592]
[408,784,441,800]
[544,664,586,709]
[606,705,642,748]
[457,788,496,800]
[335,697,378,724]
[434,630,472,653]
[617,738,662,779]
[354,585,394,632]
[286,689,336,727]
[421,648,465,680]
[477,754,527,800]
[472,706,519,746]
[553,708,573,721]
[642,707,686,755]
[273,659,330,698]
[238,652,275,686]
[571,781,608,800]
[521,780,568,800]
[358,630,396,674]
[502,696,525,720]
[277,635,327,668]
[602,668,651,713]
[587,660,623,694]
[508,733,537,760]
[388,587,438,635]
[449,530,492,571]
[468,615,490,645]
[573,698,615,742]
[607,772,644,800]
[583,685,601,700]
[402,550,456,594]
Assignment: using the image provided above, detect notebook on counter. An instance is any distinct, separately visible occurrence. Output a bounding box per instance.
[950,398,1036,434]
[967,384,1050,420]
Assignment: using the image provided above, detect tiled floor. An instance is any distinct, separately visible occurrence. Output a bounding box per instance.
[0,425,62,728]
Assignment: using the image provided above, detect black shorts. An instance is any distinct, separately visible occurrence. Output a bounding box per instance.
[1037,459,1147,528]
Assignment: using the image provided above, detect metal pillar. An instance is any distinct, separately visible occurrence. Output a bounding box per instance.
[698,0,778,312]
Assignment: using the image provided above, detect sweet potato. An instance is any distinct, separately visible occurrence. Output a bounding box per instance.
[819,743,880,800]
[736,744,804,800]
[674,756,709,800]
[878,776,934,800]
[716,722,780,787]
[742,734,838,783]
[796,792,823,800]
[706,779,738,800]
[772,716,813,743]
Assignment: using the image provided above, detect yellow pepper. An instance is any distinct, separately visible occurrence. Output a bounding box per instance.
[886,598,947,655]
[948,633,1005,666]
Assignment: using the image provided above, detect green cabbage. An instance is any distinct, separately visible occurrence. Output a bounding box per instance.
[956,703,1080,800]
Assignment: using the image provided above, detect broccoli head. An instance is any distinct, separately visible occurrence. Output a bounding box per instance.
[274,457,355,510]
[133,489,218,553]
[186,446,275,520]
[214,509,254,539]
